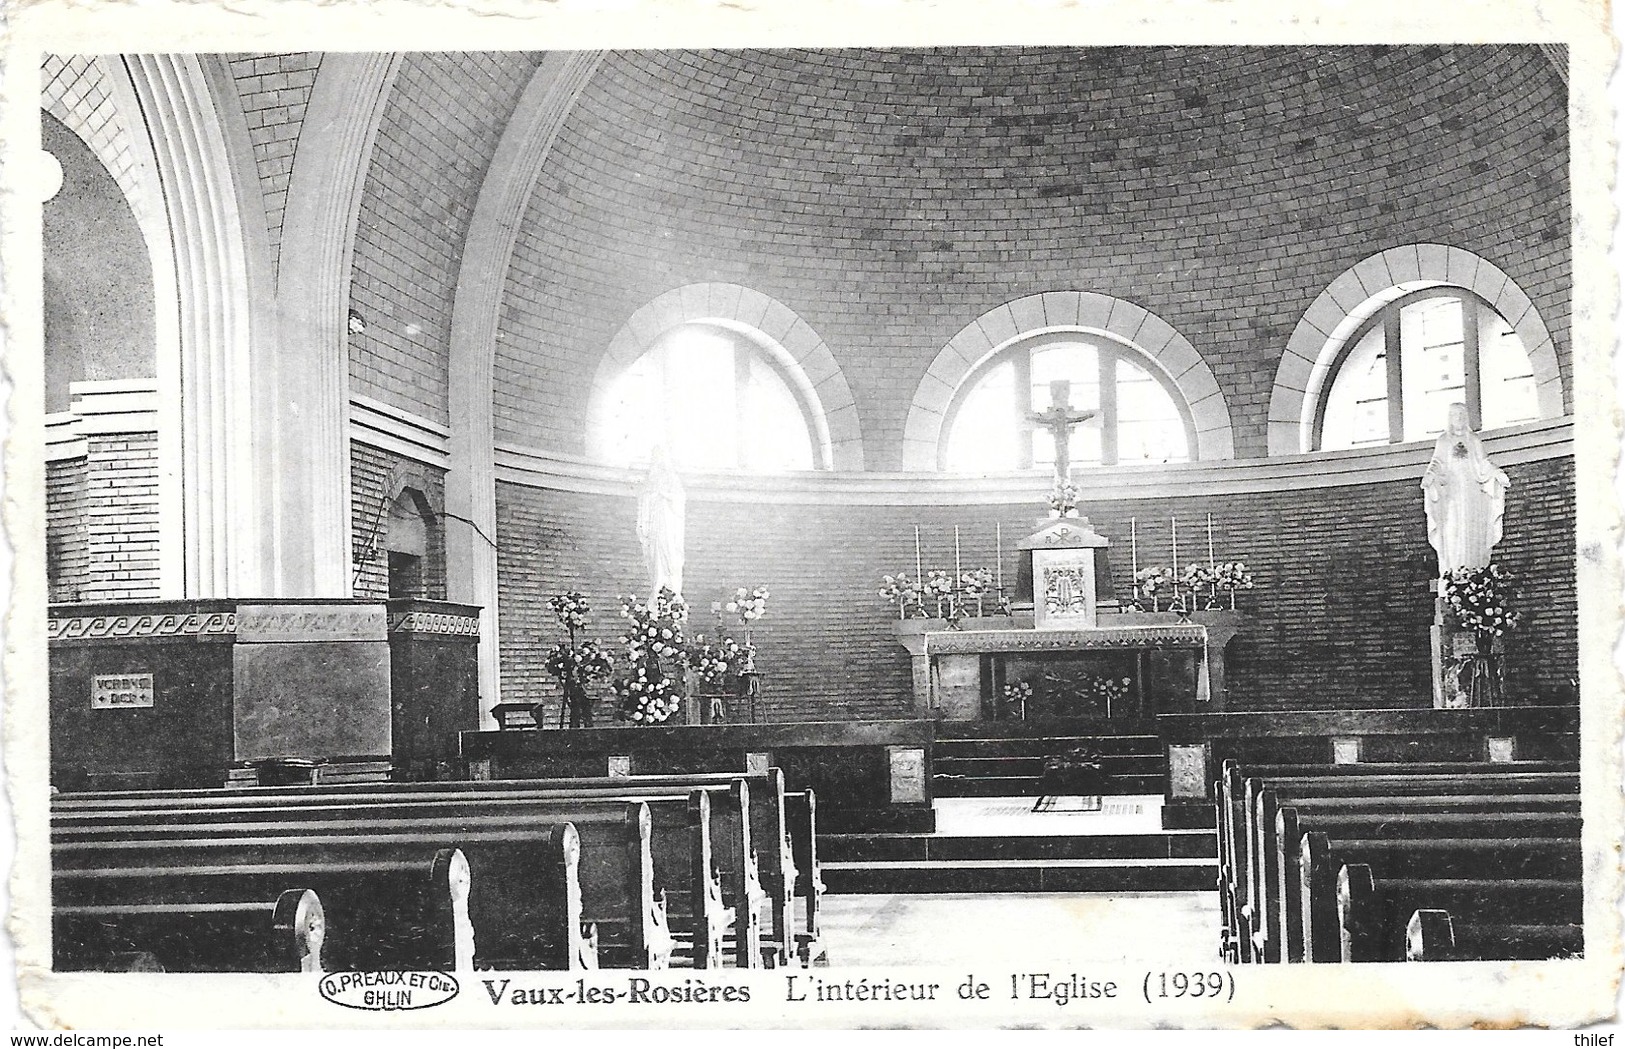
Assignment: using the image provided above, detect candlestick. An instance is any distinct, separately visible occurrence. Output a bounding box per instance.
[995,522,1003,589]
[1171,514,1179,578]
[914,525,923,583]
[954,526,962,578]
[1207,512,1216,569]
[1131,517,1138,579]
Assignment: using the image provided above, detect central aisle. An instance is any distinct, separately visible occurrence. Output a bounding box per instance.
[817,891,1221,968]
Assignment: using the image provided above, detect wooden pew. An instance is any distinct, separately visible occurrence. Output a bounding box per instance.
[1218,763,1576,962]
[1340,866,1582,962]
[1268,792,1579,964]
[59,769,801,968]
[56,887,325,973]
[785,789,826,966]
[1213,760,1571,961]
[1405,908,1584,962]
[54,840,472,972]
[1299,832,1583,963]
[56,799,656,969]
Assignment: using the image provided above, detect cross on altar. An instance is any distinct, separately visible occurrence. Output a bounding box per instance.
[1029,379,1097,479]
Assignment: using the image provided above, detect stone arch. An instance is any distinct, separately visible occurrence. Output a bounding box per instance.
[276,53,401,595]
[445,51,604,713]
[901,292,1235,471]
[1267,245,1565,456]
[584,283,864,471]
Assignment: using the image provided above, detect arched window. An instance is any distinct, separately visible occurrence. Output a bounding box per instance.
[941,334,1195,472]
[601,323,820,471]
[1317,289,1540,451]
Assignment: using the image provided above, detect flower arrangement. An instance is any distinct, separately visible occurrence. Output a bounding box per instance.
[1134,561,1255,611]
[1212,561,1255,593]
[1441,563,1520,639]
[685,633,744,690]
[547,591,591,633]
[1134,565,1177,608]
[1048,478,1082,518]
[542,591,615,728]
[1439,563,1519,709]
[724,586,770,626]
[1086,675,1133,710]
[1001,679,1033,719]
[958,567,994,597]
[878,572,927,618]
[612,587,689,724]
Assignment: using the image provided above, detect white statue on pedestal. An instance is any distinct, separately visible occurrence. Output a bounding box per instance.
[1421,403,1510,577]
[637,445,686,600]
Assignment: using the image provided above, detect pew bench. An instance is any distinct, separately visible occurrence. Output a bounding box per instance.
[55,800,649,970]
[1299,833,1583,963]
[1406,909,1584,962]
[54,839,472,972]
[1340,867,1582,962]
[55,887,325,973]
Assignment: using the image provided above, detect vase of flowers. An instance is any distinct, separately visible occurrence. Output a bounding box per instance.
[612,587,689,725]
[543,591,615,728]
[1048,478,1082,518]
[878,572,927,619]
[1439,563,1519,708]
[1001,679,1033,721]
[1133,565,1176,611]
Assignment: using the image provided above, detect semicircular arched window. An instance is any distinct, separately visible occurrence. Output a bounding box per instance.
[941,334,1195,472]
[600,323,823,472]
[1316,289,1541,451]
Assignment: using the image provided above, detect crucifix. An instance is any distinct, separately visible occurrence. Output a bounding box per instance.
[1029,379,1098,479]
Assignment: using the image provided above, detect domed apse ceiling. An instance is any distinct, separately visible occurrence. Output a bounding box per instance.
[493,46,1568,466]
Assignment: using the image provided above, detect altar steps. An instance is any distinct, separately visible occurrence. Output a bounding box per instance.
[819,796,1217,894]
[932,723,1166,797]
[820,830,1216,894]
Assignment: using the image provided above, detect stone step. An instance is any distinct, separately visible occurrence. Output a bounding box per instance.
[821,857,1217,894]
[932,774,1165,797]
[820,831,1216,863]
[934,754,1165,775]
[936,737,1163,758]
[934,719,1159,740]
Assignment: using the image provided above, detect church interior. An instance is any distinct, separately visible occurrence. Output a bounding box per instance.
[36,45,1585,976]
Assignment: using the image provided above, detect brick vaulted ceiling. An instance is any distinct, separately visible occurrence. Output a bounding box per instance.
[342,46,1567,467]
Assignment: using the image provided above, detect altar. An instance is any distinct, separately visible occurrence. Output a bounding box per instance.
[893,509,1248,722]
[895,611,1246,720]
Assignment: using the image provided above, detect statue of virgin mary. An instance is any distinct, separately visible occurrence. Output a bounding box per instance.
[1421,403,1510,577]
[637,445,686,600]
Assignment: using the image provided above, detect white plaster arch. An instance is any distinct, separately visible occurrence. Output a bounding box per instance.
[901,291,1235,471]
[445,52,604,714]
[584,283,864,472]
[277,53,401,595]
[124,55,280,597]
[1267,244,1566,456]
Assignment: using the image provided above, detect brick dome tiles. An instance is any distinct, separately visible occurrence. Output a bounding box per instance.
[487,45,1567,466]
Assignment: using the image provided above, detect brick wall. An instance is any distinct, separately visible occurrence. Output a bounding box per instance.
[46,457,89,603]
[496,45,1568,466]
[78,433,161,602]
[495,457,1575,722]
[226,52,322,277]
[347,52,543,425]
[349,440,448,601]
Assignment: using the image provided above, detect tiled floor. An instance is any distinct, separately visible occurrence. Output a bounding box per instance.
[816,891,1222,967]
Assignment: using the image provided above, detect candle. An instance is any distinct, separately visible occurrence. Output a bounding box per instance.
[915,525,923,583]
[1207,512,1216,569]
[996,522,1003,589]
[1171,514,1179,578]
[954,526,962,578]
[1131,517,1138,579]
